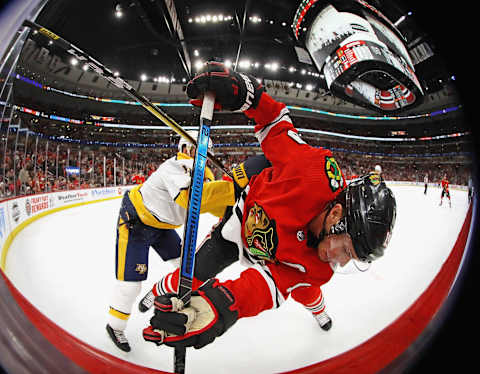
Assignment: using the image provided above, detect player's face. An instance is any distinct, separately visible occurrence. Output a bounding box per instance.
[317,232,356,267]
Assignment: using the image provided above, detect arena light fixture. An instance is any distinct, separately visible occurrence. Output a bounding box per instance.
[239,60,251,69]
[114,4,123,18]
[194,60,204,70]
[194,14,230,23]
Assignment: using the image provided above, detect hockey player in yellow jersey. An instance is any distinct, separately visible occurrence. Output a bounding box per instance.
[106,131,235,352]
[106,131,272,352]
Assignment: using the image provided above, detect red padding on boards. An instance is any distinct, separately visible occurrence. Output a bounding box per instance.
[0,271,170,374]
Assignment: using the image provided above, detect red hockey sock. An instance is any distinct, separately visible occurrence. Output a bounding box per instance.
[152,269,204,296]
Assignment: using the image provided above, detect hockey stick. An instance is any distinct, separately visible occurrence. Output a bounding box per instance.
[174,91,215,374]
[21,20,232,178]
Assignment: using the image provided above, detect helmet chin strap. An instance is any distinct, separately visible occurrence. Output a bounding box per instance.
[306,228,326,249]
[306,202,339,249]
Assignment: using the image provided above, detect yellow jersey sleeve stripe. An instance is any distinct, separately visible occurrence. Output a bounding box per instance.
[128,185,180,229]
[174,180,235,217]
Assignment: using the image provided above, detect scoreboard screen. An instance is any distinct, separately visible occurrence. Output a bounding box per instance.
[293,0,424,113]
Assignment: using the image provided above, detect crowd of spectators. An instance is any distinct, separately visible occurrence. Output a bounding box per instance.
[0,134,473,200]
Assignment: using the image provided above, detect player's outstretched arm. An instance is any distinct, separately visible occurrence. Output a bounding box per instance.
[186,61,309,170]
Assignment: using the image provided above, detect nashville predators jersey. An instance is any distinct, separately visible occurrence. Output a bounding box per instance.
[133,152,234,229]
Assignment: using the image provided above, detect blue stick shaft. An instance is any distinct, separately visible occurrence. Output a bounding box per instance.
[174,92,215,374]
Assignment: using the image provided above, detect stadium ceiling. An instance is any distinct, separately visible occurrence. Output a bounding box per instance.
[34,0,453,95]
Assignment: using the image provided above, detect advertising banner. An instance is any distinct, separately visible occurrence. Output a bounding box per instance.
[0,206,9,253]
[1,186,131,249]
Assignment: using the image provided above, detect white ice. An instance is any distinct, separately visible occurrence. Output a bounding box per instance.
[4,185,470,374]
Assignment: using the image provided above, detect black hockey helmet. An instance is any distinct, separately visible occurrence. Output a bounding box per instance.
[333,173,396,263]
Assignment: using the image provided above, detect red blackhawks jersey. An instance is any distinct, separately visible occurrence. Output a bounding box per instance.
[217,93,347,319]
[441,179,449,191]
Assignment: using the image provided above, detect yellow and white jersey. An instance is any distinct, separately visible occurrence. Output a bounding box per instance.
[132,152,234,229]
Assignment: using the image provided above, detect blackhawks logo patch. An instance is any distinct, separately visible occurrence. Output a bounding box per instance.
[244,203,278,262]
[325,156,344,192]
[369,173,381,186]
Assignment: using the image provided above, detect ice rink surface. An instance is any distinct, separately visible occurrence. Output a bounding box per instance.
[4,185,471,374]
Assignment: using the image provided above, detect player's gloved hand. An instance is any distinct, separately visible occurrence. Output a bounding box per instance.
[186,61,264,112]
[142,279,238,349]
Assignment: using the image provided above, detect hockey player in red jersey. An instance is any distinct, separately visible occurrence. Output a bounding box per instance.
[141,62,397,350]
[440,174,451,207]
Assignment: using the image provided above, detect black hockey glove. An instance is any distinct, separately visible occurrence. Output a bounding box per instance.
[142,279,238,349]
[186,61,264,111]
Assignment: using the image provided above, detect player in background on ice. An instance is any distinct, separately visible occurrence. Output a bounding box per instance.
[467,175,474,203]
[139,62,397,350]
[424,174,428,195]
[106,132,236,352]
[439,174,451,207]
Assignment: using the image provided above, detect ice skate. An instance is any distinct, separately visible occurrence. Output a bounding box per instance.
[138,290,155,312]
[314,311,332,331]
[106,324,131,352]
